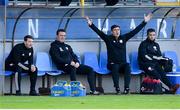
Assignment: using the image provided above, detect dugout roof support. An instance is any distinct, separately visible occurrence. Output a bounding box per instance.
[6,6,180,42]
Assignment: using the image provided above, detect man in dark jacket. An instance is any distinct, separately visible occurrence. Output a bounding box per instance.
[85,13,152,94]
[138,28,180,93]
[5,35,38,96]
[49,29,99,95]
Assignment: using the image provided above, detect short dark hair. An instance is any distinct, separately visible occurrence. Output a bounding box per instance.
[147,28,155,36]
[111,25,120,31]
[56,29,66,35]
[24,35,34,41]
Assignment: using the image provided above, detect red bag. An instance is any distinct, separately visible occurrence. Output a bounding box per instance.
[140,76,162,94]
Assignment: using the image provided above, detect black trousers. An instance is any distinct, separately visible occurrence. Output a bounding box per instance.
[5,63,37,92]
[61,64,96,92]
[141,63,173,88]
[107,63,131,89]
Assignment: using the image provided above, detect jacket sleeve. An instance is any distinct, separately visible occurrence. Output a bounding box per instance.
[156,43,162,57]
[138,42,153,62]
[13,47,29,70]
[89,23,108,42]
[13,47,21,66]
[50,45,71,65]
[123,21,147,42]
[28,48,34,69]
[69,46,79,63]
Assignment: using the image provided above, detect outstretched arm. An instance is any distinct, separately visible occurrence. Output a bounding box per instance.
[85,16,107,41]
[124,13,153,41]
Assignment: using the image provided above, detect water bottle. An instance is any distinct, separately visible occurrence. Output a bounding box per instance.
[173,64,176,72]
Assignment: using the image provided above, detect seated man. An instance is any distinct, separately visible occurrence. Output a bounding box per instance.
[138,28,180,93]
[5,35,38,96]
[49,29,99,95]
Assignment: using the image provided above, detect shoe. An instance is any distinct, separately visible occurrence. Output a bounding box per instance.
[16,90,22,96]
[95,87,104,94]
[170,84,180,94]
[29,90,39,96]
[89,91,100,95]
[163,89,174,94]
[115,87,120,95]
[123,88,130,94]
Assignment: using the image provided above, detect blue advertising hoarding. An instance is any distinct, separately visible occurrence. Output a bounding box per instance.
[0,0,8,6]
[3,18,180,40]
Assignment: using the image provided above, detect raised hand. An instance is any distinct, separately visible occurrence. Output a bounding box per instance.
[85,16,93,26]
[144,13,153,23]
[31,65,36,72]
[70,61,76,66]
[74,62,80,68]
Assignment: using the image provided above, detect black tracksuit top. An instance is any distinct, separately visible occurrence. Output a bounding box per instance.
[49,40,79,67]
[138,38,162,68]
[90,21,147,64]
[5,43,33,69]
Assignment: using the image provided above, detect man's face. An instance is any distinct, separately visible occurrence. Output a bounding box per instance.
[148,32,156,41]
[112,27,120,38]
[24,38,33,49]
[57,31,66,43]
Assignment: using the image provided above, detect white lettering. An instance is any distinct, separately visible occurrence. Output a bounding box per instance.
[157,19,167,38]
[130,19,136,30]
[98,19,109,35]
[28,19,39,38]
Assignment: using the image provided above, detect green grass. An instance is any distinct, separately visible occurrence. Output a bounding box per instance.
[0,95,180,109]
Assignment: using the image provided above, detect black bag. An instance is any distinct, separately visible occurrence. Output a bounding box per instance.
[160,58,173,72]
[140,77,162,94]
[105,0,119,6]
[38,87,51,95]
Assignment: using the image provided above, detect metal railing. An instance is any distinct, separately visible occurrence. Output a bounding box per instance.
[8,0,155,6]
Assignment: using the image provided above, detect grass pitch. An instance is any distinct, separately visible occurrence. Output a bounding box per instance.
[0,95,180,109]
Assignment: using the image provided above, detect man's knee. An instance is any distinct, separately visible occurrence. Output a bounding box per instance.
[34,67,38,73]
[146,68,161,80]
[86,66,94,73]
[110,64,120,73]
[82,65,94,75]
[16,66,23,73]
[124,63,131,74]
[64,65,76,76]
[65,65,76,71]
[30,67,38,76]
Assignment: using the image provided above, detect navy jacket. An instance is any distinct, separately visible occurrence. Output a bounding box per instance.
[90,21,147,64]
[138,38,162,69]
[49,40,79,69]
[5,43,33,70]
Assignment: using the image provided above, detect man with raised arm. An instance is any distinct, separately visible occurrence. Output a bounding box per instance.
[85,13,152,94]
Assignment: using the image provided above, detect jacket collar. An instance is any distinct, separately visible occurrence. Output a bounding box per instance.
[146,38,155,43]
[55,40,65,45]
